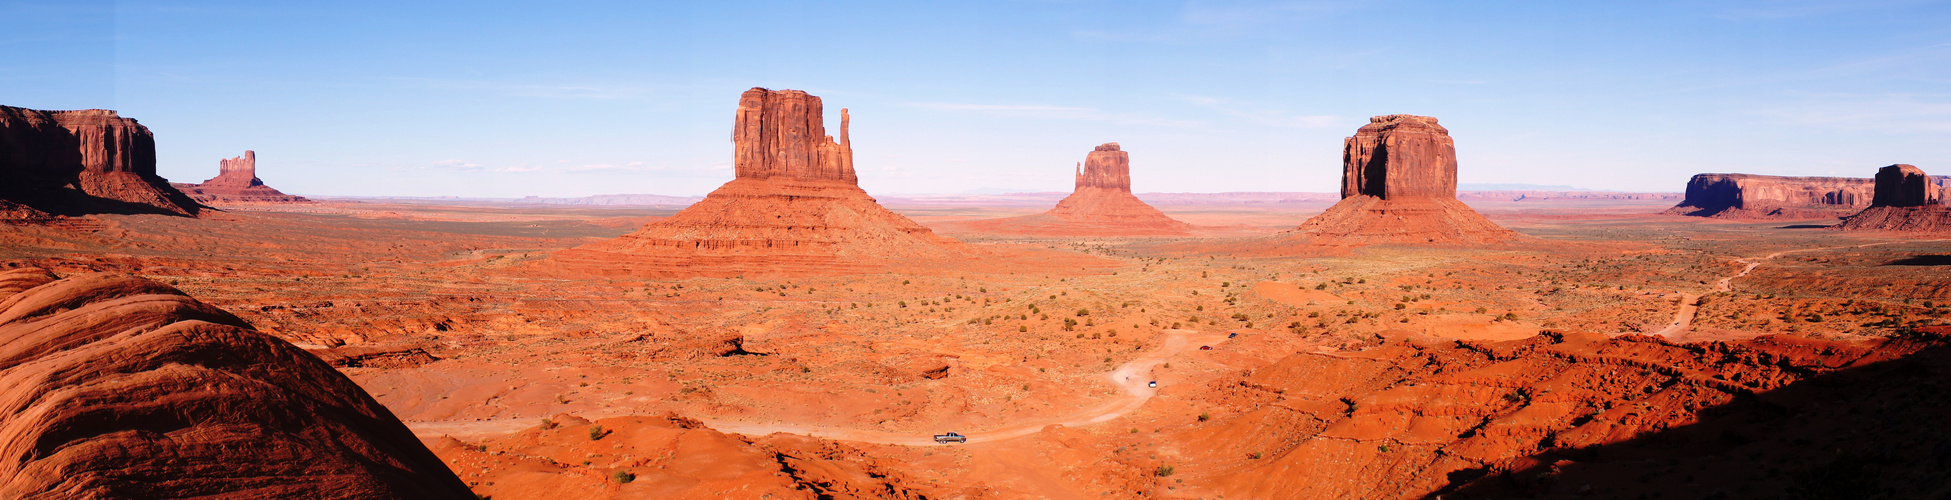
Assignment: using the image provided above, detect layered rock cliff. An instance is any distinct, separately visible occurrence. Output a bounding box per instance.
[963,142,1195,236]
[1836,164,1951,233]
[0,105,203,218]
[555,88,972,277]
[171,150,312,204]
[1663,173,1876,219]
[1278,115,1516,246]
[0,268,473,498]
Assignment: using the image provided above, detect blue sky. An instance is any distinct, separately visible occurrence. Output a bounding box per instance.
[4,1,1949,197]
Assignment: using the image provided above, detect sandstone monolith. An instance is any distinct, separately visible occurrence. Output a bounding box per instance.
[171,150,312,204]
[1836,164,1951,233]
[1279,115,1515,245]
[964,142,1195,236]
[554,88,971,277]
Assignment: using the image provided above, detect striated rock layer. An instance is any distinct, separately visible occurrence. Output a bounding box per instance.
[963,142,1195,236]
[171,150,312,204]
[1279,115,1516,245]
[1664,173,1877,219]
[0,105,203,219]
[555,88,971,277]
[0,268,472,498]
[1836,164,1951,233]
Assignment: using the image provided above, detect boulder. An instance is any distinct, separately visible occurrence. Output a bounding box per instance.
[0,268,473,499]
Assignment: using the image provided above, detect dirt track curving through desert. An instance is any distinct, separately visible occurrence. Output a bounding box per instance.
[408,328,1232,445]
[1648,239,1938,339]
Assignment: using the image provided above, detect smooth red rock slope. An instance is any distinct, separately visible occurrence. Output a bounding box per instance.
[0,267,472,499]
[963,143,1195,236]
[555,88,972,277]
[171,150,312,204]
[1277,114,1515,245]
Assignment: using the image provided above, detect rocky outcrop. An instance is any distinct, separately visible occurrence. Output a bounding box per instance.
[0,105,203,218]
[1276,115,1516,246]
[962,142,1195,236]
[1835,164,1951,233]
[171,150,313,204]
[0,268,472,498]
[1663,173,1876,218]
[554,88,972,277]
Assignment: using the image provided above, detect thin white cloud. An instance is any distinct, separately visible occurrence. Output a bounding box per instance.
[1174,93,1346,128]
[1706,0,1936,21]
[909,101,1203,127]
[1756,92,1951,131]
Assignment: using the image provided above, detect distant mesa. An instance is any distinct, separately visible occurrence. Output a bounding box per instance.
[1663,173,1885,219]
[0,268,472,498]
[1274,114,1517,245]
[554,87,974,277]
[1835,164,1951,233]
[171,150,313,204]
[0,105,204,220]
[962,142,1196,236]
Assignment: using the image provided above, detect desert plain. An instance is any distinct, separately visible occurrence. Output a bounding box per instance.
[6,190,1950,499]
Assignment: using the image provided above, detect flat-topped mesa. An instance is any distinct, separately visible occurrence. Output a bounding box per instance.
[964,142,1194,236]
[554,88,972,277]
[1872,164,1938,207]
[1274,114,1516,247]
[1837,164,1951,233]
[171,150,310,204]
[1075,142,1132,191]
[1665,173,1874,218]
[0,105,203,218]
[1343,114,1456,200]
[733,88,856,183]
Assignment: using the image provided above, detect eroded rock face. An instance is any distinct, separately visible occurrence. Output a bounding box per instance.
[0,268,473,499]
[0,105,203,218]
[1342,114,1456,199]
[1279,115,1515,245]
[1837,164,1951,233]
[1665,173,1875,219]
[171,150,312,204]
[1872,164,1938,207]
[964,142,1195,236]
[555,88,971,277]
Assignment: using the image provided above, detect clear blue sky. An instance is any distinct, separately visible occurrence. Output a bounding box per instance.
[5,1,1949,197]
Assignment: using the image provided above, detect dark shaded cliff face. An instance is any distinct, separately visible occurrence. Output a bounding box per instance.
[0,105,203,217]
[1872,164,1938,208]
[1341,114,1456,200]
[732,87,856,183]
[0,268,475,499]
[1667,173,1877,218]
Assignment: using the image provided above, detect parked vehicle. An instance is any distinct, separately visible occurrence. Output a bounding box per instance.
[1199,346,1213,350]
[1147,381,1158,388]
[1228,332,1238,338]
[934,432,967,444]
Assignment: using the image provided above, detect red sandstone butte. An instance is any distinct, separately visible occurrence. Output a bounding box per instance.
[554,88,972,277]
[0,268,473,499]
[1835,164,1951,233]
[1663,173,1876,219]
[0,105,203,218]
[171,150,313,204]
[1279,114,1515,245]
[964,142,1195,236]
